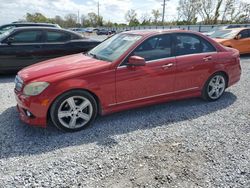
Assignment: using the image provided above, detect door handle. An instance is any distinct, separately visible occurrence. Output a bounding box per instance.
[162,63,174,69]
[203,56,212,62]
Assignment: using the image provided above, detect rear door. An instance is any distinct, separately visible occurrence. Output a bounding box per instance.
[174,33,218,91]
[0,30,43,71]
[39,30,75,62]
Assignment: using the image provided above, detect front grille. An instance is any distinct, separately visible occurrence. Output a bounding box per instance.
[15,75,24,91]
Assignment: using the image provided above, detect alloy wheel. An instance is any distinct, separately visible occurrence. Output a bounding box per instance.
[207,75,226,100]
[57,96,93,129]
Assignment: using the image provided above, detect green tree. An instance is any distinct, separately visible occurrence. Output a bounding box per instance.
[125,9,140,26]
[64,14,77,28]
[87,12,103,27]
[151,9,161,24]
[26,13,49,23]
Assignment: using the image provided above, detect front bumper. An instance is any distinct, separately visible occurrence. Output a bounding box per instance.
[15,90,49,128]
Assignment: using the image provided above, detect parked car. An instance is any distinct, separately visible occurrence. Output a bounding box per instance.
[96,29,109,35]
[204,25,244,36]
[211,28,250,54]
[0,22,60,34]
[85,27,98,33]
[15,30,241,132]
[69,28,86,33]
[0,27,101,72]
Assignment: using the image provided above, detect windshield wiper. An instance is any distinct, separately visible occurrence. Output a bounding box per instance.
[85,52,111,62]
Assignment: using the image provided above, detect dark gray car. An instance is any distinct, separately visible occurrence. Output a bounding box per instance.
[0,27,101,73]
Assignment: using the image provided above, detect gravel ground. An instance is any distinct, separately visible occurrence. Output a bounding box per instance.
[0,56,250,187]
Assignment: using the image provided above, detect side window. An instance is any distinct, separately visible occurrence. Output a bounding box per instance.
[175,34,216,56]
[239,30,249,39]
[11,31,42,43]
[132,34,173,61]
[46,31,71,42]
[71,34,81,40]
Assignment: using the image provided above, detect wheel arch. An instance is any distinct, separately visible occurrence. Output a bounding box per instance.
[46,88,102,124]
[215,71,229,88]
[203,70,229,90]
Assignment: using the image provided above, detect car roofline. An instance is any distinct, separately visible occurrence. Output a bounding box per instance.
[10,27,79,34]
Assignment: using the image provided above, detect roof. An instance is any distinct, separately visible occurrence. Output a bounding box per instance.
[223,27,248,31]
[123,29,201,36]
[9,27,83,37]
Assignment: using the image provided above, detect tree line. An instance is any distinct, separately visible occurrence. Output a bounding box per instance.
[23,0,250,28]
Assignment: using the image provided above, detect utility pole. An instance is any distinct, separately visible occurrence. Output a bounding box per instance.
[97,1,100,18]
[162,0,166,23]
[97,1,100,26]
[162,0,169,24]
[77,10,80,25]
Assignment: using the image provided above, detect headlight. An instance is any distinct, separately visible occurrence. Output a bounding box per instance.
[23,82,49,96]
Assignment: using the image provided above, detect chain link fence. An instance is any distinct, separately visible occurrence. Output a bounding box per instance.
[105,24,250,32]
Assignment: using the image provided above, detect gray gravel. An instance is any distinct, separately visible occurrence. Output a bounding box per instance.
[0,56,250,187]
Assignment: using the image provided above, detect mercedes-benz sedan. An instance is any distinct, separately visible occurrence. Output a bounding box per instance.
[14,30,241,132]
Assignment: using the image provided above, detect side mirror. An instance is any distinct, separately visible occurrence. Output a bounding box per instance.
[6,37,14,45]
[235,34,241,40]
[127,56,146,66]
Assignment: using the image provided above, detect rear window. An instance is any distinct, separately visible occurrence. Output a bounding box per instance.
[46,31,71,42]
[175,34,216,56]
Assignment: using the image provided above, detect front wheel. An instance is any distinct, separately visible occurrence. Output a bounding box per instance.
[202,73,227,101]
[50,90,98,132]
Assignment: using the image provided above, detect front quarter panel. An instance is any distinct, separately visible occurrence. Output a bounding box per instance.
[44,69,116,115]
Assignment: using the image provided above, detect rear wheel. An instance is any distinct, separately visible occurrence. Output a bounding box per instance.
[202,73,227,101]
[50,90,98,132]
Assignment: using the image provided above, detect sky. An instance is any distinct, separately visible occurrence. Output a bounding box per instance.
[0,0,179,25]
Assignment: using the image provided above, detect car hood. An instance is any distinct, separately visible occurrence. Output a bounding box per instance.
[19,53,110,82]
[212,38,230,43]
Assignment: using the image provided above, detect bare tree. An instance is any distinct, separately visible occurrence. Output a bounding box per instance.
[221,0,235,23]
[177,0,199,24]
[213,0,224,24]
[221,0,250,23]
[197,0,223,24]
[140,13,151,25]
[152,9,161,23]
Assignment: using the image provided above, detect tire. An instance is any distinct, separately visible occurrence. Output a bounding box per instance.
[202,73,227,101]
[50,90,98,132]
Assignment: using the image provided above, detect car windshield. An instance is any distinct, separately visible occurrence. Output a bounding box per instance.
[209,26,226,32]
[0,29,13,41]
[210,30,238,39]
[0,26,15,34]
[87,33,142,62]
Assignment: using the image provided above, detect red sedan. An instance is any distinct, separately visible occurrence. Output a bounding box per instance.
[14,30,241,132]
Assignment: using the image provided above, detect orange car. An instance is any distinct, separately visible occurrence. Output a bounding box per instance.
[211,28,250,54]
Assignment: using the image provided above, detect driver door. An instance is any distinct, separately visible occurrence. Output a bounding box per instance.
[115,34,176,104]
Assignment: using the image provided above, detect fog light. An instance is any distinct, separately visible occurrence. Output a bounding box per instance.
[26,110,32,117]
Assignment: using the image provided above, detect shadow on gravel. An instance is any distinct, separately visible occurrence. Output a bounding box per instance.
[0,92,237,159]
[0,75,15,84]
[240,54,250,60]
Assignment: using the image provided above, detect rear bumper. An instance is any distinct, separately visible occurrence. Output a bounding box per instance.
[15,90,49,128]
[228,72,241,87]
[228,63,241,87]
